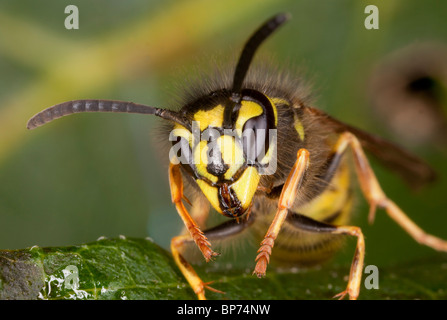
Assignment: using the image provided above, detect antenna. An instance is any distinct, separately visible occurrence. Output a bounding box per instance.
[232,13,290,95]
[27,99,189,130]
[223,13,290,128]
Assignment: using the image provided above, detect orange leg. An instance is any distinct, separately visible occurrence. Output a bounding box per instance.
[331,226,365,300]
[286,212,365,300]
[179,193,210,236]
[253,148,310,277]
[337,132,447,252]
[171,234,223,300]
[330,132,447,300]
[169,163,219,262]
[169,163,221,299]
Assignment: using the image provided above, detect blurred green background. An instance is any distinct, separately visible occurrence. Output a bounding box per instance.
[0,0,446,272]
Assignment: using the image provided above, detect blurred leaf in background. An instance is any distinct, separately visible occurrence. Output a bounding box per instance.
[0,0,446,297]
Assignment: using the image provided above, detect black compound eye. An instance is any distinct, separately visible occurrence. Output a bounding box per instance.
[242,114,268,165]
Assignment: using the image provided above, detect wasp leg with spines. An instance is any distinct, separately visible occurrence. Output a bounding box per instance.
[172,208,255,299]
[336,132,447,252]
[169,163,222,300]
[253,148,310,277]
[179,193,210,237]
[286,212,365,300]
[171,234,223,300]
[169,163,219,262]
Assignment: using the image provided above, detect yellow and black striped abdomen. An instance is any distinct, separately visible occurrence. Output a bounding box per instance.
[254,156,353,267]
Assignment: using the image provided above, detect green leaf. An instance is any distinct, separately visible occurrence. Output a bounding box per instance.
[0,237,195,300]
[1,237,446,300]
[203,257,447,300]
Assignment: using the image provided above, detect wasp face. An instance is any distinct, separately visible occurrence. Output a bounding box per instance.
[170,89,277,218]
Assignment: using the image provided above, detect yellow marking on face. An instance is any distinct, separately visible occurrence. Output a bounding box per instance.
[259,141,276,165]
[196,167,260,216]
[272,97,304,141]
[272,97,305,141]
[229,167,260,210]
[170,124,193,165]
[193,140,218,183]
[172,124,193,144]
[193,104,225,131]
[269,97,282,126]
[294,115,305,141]
[196,180,221,214]
[234,96,279,133]
[215,135,244,181]
[234,100,263,135]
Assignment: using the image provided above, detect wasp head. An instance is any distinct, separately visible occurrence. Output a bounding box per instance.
[170,89,277,218]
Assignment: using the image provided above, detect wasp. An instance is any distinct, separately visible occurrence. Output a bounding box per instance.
[27,13,447,300]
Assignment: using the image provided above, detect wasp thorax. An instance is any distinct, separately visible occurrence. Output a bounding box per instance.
[168,93,278,217]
